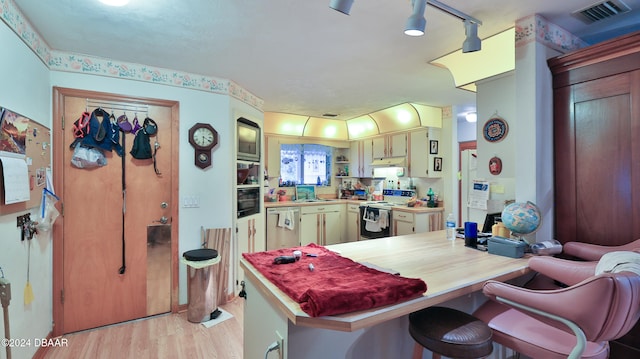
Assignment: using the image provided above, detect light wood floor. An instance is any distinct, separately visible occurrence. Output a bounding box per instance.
[43,299,244,359]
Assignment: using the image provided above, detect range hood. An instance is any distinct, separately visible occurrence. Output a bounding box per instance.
[370,157,406,167]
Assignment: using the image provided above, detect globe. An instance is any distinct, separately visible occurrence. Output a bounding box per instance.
[501,201,542,237]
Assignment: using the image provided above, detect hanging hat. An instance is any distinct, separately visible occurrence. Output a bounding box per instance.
[143,117,157,136]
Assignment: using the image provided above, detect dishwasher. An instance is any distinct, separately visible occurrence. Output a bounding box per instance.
[266,207,300,250]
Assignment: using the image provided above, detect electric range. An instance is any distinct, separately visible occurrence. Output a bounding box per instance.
[359,189,416,209]
[359,189,415,240]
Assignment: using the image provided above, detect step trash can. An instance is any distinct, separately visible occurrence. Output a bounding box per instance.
[181,248,221,323]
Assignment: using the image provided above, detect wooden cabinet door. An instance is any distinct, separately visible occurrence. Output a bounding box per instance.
[393,211,414,236]
[409,129,429,177]
[554,71,640,245]
[324,211,342,245]
[300,213,319,246]
[346,204,360,242]
[389,133,407,157]
[372,136,386,159]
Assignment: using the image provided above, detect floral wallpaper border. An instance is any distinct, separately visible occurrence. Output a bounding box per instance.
[515,14,587,53]
[0,0,264,111]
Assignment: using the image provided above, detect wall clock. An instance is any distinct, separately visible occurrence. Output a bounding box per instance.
[483,116,509,143]
[188,123,218,169]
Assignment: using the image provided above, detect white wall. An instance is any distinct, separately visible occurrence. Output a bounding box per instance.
[474,73,517,225]
[0,21,52,359]
[514,40,561,242]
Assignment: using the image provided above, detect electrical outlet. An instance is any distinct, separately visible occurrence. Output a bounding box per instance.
[276,331,284,359]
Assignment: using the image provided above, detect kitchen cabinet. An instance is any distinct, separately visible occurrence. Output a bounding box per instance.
[265,135,281,178]
[236,213,265,287]
[345,203,360,242]
[392,211,429,236]
[300,204,343,245]
[408,127,442,178]
[349,139,374,177]
[372,133,407,159]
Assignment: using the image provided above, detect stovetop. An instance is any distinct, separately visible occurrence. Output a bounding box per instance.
[359,189,416,208]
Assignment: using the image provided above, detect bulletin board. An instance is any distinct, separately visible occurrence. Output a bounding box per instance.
[0,108,51,215]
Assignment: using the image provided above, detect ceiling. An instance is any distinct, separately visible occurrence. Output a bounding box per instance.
[12,0,640,122]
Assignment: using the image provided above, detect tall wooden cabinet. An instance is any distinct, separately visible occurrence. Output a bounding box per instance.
[549,31,640,358]
[549,31,640,247]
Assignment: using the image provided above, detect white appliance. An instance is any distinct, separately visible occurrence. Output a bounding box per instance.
[359,189,415,240]
[266,207,300,250]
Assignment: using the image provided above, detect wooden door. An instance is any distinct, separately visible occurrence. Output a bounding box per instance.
[52,88,178,334]
[554,71,639,245]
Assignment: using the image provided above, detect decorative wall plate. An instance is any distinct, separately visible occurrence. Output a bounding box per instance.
[483,116,509,142]
[489,156,502,175]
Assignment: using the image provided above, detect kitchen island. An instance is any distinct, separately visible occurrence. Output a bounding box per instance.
[240,230,530,359]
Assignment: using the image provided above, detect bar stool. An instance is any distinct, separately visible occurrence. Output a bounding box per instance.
[409,306,493,359]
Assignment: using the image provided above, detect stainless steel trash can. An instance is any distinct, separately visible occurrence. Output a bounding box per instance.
[182,248,220,323]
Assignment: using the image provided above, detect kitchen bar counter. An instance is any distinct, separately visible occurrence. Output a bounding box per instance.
[241,231,530,358]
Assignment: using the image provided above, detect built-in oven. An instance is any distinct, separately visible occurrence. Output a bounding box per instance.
[359,205,392,240]
[237,187,260,218]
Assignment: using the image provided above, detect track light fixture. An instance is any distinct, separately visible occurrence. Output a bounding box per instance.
[462,20,481,52]
[329,0,354,15]
[405,0,483,52]
[329,0,482,51]
[405,0,427,36]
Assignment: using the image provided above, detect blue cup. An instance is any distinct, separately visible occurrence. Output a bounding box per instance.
[464,222,478,248]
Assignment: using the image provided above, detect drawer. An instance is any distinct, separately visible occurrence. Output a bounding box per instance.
[301,204,341,214]
[347,204,360,212]
[392,211,413,222]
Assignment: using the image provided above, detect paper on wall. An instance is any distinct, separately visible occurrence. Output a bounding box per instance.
[0,155,30,204]
[468,179,490,210]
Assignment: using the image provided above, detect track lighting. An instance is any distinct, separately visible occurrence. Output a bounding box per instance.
[403,0,483,52]
[405,0,427,36]
[329,0,354,15]
[462,20,481,53]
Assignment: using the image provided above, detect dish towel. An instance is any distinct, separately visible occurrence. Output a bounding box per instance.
[379,209,389,229]
[278,210,295,230]
[363,208,381,232]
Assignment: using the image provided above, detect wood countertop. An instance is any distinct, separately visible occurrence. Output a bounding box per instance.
[240,230,530,332]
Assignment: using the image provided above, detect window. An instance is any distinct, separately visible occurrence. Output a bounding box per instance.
[280,144,332,186]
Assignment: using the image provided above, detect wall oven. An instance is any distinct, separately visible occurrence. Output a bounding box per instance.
[237,187,260,218]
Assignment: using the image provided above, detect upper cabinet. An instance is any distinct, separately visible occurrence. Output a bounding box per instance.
[350,139,374,178]
[265,135,281,178]
[372,133,407,159]
[408,128,441,178]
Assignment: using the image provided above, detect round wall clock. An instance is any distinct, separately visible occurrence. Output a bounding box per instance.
[483,116,509,142]
[188,123,218,169]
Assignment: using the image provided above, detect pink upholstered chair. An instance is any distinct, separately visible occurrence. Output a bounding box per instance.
[474,257,640,359]
[563,238,640,261]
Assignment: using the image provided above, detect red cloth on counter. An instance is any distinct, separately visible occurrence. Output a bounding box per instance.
[242,243,427,317]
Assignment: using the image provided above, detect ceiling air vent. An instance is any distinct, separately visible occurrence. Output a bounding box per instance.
[572,0,632,23]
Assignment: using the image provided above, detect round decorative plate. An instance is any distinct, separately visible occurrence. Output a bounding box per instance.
[483,117,509,142]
